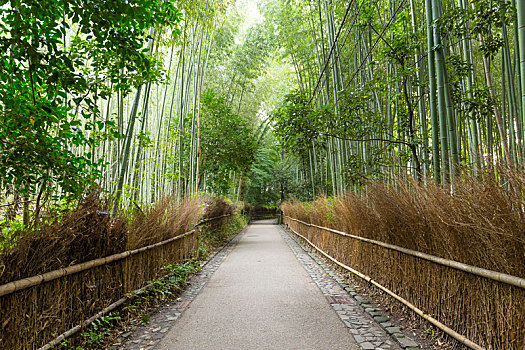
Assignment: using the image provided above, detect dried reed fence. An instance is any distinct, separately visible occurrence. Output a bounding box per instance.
[0,195,236,349]
[282,173,525,350]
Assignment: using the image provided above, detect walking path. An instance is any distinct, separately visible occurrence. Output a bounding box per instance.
[121,223,416,349]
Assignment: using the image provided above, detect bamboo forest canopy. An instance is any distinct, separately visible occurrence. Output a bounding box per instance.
[267,0,525,198]
[1,0,525,210]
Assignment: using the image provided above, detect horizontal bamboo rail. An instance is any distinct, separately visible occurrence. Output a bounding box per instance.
[285,223,485,350]
[38,270,177,350]
[285,216,525,289]
[38,292,129,350]
[37,214,238,350]
[0,214,233,298]
[196,214,232,226]
[0,230,195,297]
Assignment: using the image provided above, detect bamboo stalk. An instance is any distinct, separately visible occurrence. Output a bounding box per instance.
[517,0,525,144]
[284,224,485,350]
[432,0,451,182]
[284,216,525,290]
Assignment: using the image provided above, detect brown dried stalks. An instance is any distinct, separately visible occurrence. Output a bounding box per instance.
[0,195,235,349]
[282,169,525,349]
[201,196,234,220]
[0,194,127,284]
[127,197,202,250]
[198,197,236,245]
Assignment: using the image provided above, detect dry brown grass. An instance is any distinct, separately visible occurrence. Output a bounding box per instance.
[282,169,525,349]
[0,195,237,349]
[127,197,202,250]
[201,196,235,220]
[0,194,128,284]
[197,197,237,245]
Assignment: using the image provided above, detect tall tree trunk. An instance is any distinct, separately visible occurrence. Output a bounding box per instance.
[478,34,513,168]
[460,0,481,173]
[517,0,525,160]
[410,0,428,179]
[112,85,143,215]
[113,30,155,214]
[425,0,440,182]
[432,0,450,183]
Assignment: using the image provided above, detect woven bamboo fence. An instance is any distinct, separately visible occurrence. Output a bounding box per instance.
[0,215,232,349]
[284,215,525,350]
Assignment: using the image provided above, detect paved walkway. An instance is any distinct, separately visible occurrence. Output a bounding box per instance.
[156,223,358,349]
[121,223,414,349]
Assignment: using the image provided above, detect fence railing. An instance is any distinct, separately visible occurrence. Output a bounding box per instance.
[0,230,196,298]
[284,215,525,350]
[0,214,232,349]
[285,216,525,289]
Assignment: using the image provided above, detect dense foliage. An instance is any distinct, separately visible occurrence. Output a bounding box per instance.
[0,0,181,199]
[200,91,257,195]
[0,0,279,227]
[265,0,525,197]
[3,0,525,215]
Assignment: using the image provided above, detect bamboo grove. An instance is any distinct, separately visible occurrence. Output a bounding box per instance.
[267,0,525,197]
[0,0,288,220]
[2,0,525,215]
[89,0,274,208]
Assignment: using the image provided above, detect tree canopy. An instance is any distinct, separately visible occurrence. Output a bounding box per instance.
[2,0,525,217]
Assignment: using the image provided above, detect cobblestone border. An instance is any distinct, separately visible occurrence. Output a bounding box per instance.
[118,230,245,350]
[279,226,421,350]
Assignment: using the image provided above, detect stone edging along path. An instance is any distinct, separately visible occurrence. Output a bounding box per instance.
[119,230,245,350]
[278,226,421,350]
[119,224,421,350]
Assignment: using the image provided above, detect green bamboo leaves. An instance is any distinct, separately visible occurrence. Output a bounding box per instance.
[268,0,525,197]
